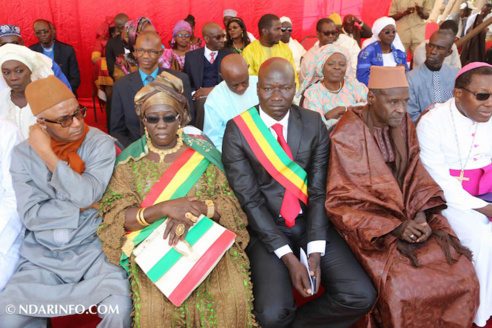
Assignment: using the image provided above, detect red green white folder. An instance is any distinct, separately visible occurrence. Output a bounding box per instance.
[133,214,236,306]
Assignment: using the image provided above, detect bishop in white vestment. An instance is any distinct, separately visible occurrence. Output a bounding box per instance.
[417,63,492,327]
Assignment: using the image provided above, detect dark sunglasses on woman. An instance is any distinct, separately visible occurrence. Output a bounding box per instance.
[144,113,180,124]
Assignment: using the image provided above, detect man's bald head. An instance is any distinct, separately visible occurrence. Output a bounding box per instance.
[257,57,296,121]
[33,19,49,27]
[115,13,129,23]
[114,13,130,34]
[136,30,162,46]
[202,22,222,35]
[202,22,225,51]
[221,54,250,95]
[221,54,248,76]
[258,57,295,83]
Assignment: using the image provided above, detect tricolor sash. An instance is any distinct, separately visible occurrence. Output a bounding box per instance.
[120,147,210,271]
[233,108,308,204]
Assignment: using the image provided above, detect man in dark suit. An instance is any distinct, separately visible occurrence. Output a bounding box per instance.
[30,19,80,95]
[106,13,129,79]
[222,57,376,328]
[110,31,194,147]
[341,14,373,47]
[183,22,233,129]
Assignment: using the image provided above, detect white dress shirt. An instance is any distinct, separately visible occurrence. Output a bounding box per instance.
[204,46,218,63]
[258,106,326,258]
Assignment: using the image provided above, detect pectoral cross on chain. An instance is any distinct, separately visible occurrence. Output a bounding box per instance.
[455,170,470,184]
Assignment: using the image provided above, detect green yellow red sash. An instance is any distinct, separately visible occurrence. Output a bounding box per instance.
[120,147,210,271]
[233,108,308,204]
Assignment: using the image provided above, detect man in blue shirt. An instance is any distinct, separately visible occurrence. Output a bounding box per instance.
[111,31,194,147]
[407,29,459,122]
[203,54,259,151]
[0,24,71,92]
[29,20,80,95]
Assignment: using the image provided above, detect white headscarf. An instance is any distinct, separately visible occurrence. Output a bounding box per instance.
[280,16,292,24]
[361,17,405,52]
[297,44,351,96]
[0,44,54,84]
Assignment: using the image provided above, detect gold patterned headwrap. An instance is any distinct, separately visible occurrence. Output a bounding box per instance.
[134,71,191,126]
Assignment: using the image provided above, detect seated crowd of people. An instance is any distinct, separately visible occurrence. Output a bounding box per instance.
[0,4,492,328]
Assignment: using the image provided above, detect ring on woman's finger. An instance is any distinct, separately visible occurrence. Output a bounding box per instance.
[176,224,185,236]
[185,212,198,223]
[410,234,416,239]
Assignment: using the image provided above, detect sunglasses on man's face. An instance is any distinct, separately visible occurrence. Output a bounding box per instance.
[281,27,293,32]
[144,113,180,124]
[462,87,492,101]
[207,34,226,41]
[322,30,339,36]
[38,107,87,127]
[35,29,51,35]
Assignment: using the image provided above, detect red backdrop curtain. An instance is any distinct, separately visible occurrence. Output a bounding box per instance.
[0,0,391,98]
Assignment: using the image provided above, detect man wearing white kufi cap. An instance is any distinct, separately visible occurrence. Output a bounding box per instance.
[279,16,306,75]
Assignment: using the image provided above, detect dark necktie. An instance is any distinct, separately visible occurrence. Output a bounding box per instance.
[146,75,154,83]
[272,123,299,228]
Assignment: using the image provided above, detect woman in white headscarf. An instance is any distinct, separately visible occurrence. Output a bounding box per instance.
[0,44,54,138]
[298,44,367,129]
[356,17,408,86]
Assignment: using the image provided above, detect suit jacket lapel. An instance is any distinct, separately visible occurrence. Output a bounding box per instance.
[197,48,204,88]
[129,72,144,94]
[287,106,302,160]
[33,43,42,52]
[53,41,62,65]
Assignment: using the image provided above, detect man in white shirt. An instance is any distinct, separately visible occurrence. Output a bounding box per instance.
[463,3,492,36]
[461,4,492,65]
[279,16,306,76]
[300,18,360,83]
[417,63,492,327]
[203,54,258,151]
[222,57,375,328]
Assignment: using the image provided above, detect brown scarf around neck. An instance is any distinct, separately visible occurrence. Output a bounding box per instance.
[50,124,90,174]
